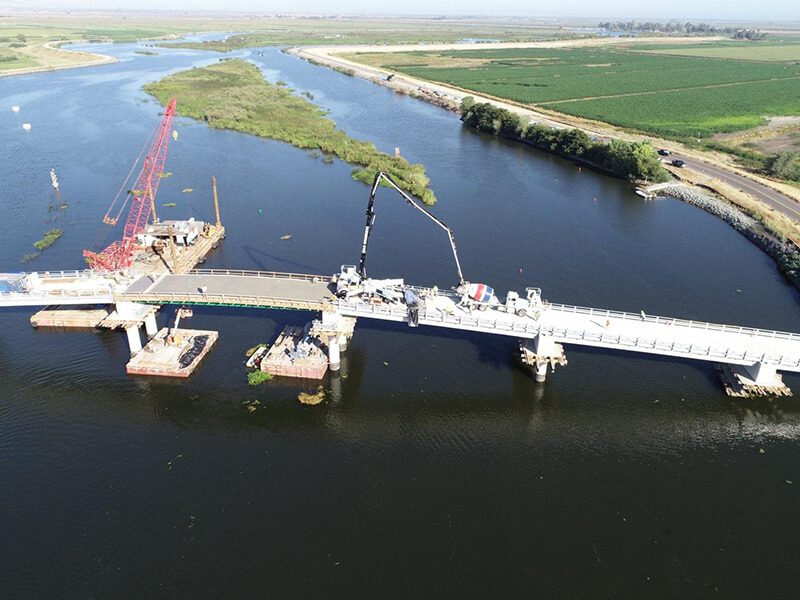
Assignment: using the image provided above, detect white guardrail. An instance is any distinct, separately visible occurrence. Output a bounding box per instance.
[337,298,800,368]
[186,269,330,283]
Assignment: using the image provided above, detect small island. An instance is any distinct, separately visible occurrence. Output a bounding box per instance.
[144,59,437,204]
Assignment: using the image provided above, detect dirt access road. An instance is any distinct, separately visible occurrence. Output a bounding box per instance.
[292,37,800,226]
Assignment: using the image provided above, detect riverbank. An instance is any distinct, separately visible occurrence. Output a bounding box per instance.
[292,42,800,288]
[655,183,800,288]
[292,42,800,208]
[0,41,117,78]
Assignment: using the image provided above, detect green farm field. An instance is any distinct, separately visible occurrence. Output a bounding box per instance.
[357,44,800,138]
[635,40,800,61]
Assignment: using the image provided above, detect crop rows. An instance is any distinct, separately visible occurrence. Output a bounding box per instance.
[383,46,800,138]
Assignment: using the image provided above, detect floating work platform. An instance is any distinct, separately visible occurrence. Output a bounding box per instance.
[31,305,111,328]
[126,327,218,377]
[131,223,226,277]
[261,324,328,379]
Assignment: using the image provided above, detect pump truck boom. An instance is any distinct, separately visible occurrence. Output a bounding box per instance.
[358,171,465,287]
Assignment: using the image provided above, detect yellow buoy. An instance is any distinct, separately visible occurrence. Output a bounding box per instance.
[172,130,178,141]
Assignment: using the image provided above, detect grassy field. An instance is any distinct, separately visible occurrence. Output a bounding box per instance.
[355,43,800,139]
[164,19,574,52]
[635,40,800,61]
[144,59,437,203]
[0,16,202,73]
[0,14,580,75]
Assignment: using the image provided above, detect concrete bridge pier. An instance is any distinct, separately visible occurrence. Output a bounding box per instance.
[519,335,568,383]
[125,325,143,356]
[316,310,357,374]
[717,361,791,397]
[112,302,161,356]
[743,362,780,386]
[144,312,158,339]
[328,336,341,372]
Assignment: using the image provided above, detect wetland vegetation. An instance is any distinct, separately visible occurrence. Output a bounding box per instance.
[33,229,63,251]
[145,59,437,203]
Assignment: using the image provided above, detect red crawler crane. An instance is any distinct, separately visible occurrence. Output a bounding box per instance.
[84,98,177,271]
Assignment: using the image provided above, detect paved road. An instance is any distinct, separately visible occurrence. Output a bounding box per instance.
[119,271,335,310]
[296,45,800,229]
[668,153,800,223]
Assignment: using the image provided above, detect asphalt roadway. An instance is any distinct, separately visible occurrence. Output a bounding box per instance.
[667,153,800,223]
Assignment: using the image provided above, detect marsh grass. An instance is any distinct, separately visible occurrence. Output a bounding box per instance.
[144,60,436,204]
[33,229,63,250]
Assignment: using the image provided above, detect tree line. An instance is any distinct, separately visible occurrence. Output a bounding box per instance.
[598,21,766,40]
[459,98,669,183]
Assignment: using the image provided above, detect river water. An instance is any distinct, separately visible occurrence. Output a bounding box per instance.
[1,42,799,598]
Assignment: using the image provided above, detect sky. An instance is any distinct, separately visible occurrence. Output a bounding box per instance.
[5,0,799,22]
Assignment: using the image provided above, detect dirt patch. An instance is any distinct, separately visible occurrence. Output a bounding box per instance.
[715,116,800,155]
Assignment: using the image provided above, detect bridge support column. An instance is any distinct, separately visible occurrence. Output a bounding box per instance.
[144,313,158,339]
[717,363,791,398]
[327,336,341,372]
[519,335,568,383]
[742,362,779,386]
[315,311,356,369]
[338,331,352,352]
[125,325,143,356]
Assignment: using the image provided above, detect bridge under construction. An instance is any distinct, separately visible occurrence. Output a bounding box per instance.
[1,265,799,396]
[2,100,797,396]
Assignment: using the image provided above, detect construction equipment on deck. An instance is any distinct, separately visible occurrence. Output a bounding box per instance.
[83,98,177,272]
[167,306,193,345]
[357,171,465,287]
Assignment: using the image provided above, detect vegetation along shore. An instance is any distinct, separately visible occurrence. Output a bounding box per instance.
[459,98,669,183]
[144,59,437,204]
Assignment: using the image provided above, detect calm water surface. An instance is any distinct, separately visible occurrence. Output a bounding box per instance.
[1,42,799,598]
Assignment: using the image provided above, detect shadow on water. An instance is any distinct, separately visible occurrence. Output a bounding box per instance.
[242,243,329,275]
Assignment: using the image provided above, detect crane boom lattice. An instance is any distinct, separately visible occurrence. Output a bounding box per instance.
[84,98,177,272]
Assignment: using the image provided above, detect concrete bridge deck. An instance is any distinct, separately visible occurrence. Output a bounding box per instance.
[115,270,800,372]
[118,269,334,311]
[3,268,800,385]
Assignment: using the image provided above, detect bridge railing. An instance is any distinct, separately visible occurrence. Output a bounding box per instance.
[0,288,114,301]
[337,298,800,368]
[546,302,800,343]
[115,290,327,311]
[187,269,330,283]
[27,269,99,280]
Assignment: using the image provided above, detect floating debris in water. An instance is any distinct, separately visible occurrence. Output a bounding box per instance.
[20,252,40,263]
[162,202,177,207]
[280,234,292,240]
[12,105,20,112]
[172,130,179,141]
[182,188,193,193]
[22,123,31,131]
[242,399,262,412]
[158,171,173,178]
[298,386,325,405]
